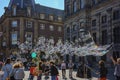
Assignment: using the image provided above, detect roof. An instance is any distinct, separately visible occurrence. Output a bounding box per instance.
[35,4,64,16]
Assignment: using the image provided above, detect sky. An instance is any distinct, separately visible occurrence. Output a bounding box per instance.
[0,0,64,17]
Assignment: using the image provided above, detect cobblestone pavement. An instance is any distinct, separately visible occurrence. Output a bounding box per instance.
[24,70,98,80]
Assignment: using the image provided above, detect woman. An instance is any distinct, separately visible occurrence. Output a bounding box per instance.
[98,60,108,80]
[2,58,12,80]
[10,62,25,80]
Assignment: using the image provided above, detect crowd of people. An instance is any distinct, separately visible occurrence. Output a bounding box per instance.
[0,56,119,80]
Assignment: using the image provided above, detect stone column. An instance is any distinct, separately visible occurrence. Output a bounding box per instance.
[20,18,24,43]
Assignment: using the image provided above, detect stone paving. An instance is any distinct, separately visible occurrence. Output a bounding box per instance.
[24,70,98,80]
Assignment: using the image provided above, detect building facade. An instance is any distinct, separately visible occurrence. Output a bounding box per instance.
[0,0,64,56]
[64,0,120,62]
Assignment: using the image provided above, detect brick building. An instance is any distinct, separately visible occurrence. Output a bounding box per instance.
[0,0,64,56]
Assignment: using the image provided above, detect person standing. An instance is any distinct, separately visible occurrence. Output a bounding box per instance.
[68,60,74,79]
[98,60,108,80]
[2,58,12,80]
[111,57,120,80]
[50,61,59,80]
[37,61,42,80]
[10,62,25,80]
[61,61,66,79]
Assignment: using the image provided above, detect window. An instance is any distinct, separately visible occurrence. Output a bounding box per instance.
[27,7,31,16]
[26,21,32,28]
[113,10,120,20]
[101,15,107,23]
[13,7,16,16]
[73,24,77,31]
[73,1,77,12]
[80,0,81,9]
[25,32,32,41]
[92,19,96,27]
[58,26,62,32]
[93,33,97,43]
[49,25,54,31]
[66,5,70,15]
[73,36,77,42]
[11,32,17,45]
[92,0,97,5]
[40,24,45,30]
[113,27,120,44]
[40,14,45,19]
[58,16,62,22]
[67,27,70,33]
[49,15,54,21]
[102,30,107,45]
[12,21,17,27]
[81,0,84,9]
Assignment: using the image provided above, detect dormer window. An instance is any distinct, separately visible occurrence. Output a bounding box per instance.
[40,14,45,19]
[12,6,16,16]
[27,7,31,16]
[58,16,62,22]
[49,15,54,21]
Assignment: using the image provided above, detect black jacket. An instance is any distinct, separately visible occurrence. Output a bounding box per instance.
[50,65,59,76]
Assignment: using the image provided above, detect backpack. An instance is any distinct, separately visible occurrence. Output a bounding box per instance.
[14,68,25,79]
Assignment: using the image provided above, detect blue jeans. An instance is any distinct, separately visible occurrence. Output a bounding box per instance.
[51,76,56,80]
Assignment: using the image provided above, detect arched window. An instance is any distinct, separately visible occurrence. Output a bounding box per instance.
[67,27,70,33]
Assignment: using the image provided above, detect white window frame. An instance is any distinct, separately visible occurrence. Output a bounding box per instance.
[49,15,54,21]
[40,24,45,30]
[58,16,62,22]
[58,26,62,32]
[25,32,32,41]
[40,14,45,19]
[49,25,54,31]
[13,7,16,16]
[11,32,17,45]
[12,21,17,27]
[26,21,32,28]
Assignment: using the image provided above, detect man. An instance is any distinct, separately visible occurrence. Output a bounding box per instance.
[68,60,74,79]
[61,61,66,79]
[50,61,59,80]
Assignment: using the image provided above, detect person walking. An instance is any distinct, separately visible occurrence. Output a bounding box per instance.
[68,60,74,79]
[98,60,108,80]
[50,61,59,80]
[61,61,66,79]
[111,57,120,80]
[2,58,12,80]
[10,62,25,80]
[29,63,36,80]
[37,61,42,80]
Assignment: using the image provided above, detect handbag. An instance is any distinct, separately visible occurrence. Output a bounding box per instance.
[6,77,10,80]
